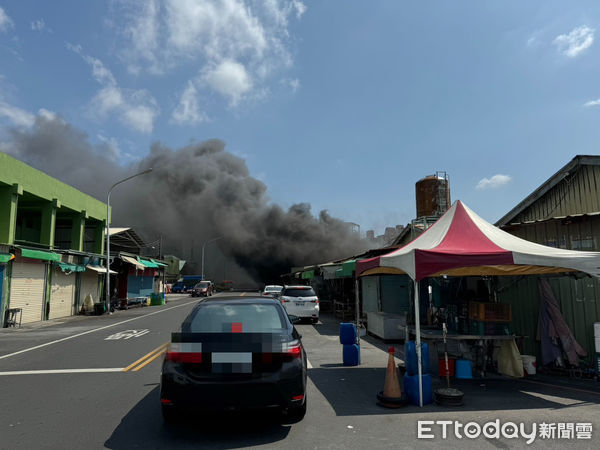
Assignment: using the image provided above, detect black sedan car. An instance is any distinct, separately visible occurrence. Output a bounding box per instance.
[160,296,307,422]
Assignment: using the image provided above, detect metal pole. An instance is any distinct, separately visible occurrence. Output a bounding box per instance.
[355,277,360,345]
[414,279,423,407]
[105,168,153,313]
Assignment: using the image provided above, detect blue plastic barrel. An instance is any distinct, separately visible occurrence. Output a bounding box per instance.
[343,344,360,366]
[455,359,473,379]
[339,323,357,345]
[403,373,433,406]
[405,341,430,375]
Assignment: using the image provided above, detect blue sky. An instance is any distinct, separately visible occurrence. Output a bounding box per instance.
[1,1,600,235]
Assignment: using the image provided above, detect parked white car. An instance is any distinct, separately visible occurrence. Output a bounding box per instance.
[262,285,283,297]
[279,285,319,323]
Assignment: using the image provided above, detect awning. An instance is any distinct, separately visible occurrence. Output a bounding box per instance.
[86,264,117,275]
[138,257,159,268]
[21,248,61,262]
[57,262,86,273]
[335,259,357,278]
[121,255,146,270]
[301,270,314,280]
[322,265,341,279]
[151,258,168,267]
[0,253,14,263]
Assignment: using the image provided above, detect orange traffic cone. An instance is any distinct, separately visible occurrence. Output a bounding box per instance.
[376,347,406,408]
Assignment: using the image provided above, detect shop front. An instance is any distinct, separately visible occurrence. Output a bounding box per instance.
[357,200,600,406]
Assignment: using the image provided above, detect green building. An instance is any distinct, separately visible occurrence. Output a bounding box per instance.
[0,152,108,325]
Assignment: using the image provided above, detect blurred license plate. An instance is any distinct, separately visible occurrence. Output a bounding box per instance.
[295,302,303,306]
[211,352,252,373]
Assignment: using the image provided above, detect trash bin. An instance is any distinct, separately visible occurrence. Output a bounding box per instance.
[94,303,106,315]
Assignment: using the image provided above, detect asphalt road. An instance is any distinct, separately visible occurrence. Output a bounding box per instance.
[1,292,600,449]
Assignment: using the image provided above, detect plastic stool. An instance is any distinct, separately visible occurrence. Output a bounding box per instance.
[455,359,473,379]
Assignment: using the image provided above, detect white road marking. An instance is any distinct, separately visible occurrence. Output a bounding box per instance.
[105,329,150,340]
[0,368,124,376]
[0,300,197,361]
[307,359,313,369]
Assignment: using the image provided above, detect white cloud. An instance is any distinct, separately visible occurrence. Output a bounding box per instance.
[97,134,121,161]
[37,108,59,121]
[172,81,208,124]
[583,99,600,107]
[31,19,51,33]
[121,99,159,134]
[0,6,14,32]
[68,43,159,133]
[554,25,594,58]
[0,100,35,127]
[202,59,252,105]
[476,174,512,190]
[288,78,300,93]
[114,0,305,108]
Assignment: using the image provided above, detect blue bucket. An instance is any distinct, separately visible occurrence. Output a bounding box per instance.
[455,359,473,379]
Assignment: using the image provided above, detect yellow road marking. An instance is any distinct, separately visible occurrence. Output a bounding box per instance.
[122,342,168,372]
[132,348,167,372]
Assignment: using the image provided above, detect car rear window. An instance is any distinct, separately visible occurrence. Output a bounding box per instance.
[196,282,210,288]
[188,303,287,333]
[283,288,316,297]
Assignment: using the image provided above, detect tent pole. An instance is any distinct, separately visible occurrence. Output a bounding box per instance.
[355,277,360,345]
[414,278,423,407]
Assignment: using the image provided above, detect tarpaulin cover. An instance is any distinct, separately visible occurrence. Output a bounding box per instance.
[537,279,587,366]
[301,270,314,280]
[57,262,86,273]
[0,253,14,263]
[21,248,61,262]
[356,201,600,281]
[151,259,168,267]
[121,255,146,270]
[138,257,159,268]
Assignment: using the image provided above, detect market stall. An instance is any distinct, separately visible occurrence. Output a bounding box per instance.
[357,200,600,406]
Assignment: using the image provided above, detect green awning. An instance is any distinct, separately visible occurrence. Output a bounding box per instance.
[336,259,357,278]
[57,262,86,273]
[151,258,168,267]
[21,248,61,262]
[301,270,314,280]
[0,253,14,263]
[137,257,159,268]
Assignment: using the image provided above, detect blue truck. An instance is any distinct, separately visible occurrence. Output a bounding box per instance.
[171,275,203,293]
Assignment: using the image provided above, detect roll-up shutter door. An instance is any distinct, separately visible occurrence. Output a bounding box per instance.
[361,276,379,313]
[380,275,411,314]
[49,268,75,320]
[9,261,46,324]
[80,270,99,304]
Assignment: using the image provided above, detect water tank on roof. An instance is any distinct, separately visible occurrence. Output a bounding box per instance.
[416,172,450,219]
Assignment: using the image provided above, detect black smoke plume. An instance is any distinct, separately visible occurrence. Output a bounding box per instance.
[4,115,366,283]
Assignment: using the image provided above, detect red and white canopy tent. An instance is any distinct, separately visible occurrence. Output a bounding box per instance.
[356,200,600,406]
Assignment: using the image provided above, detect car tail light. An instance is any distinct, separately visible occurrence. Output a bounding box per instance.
[259,340,302,363]
[285,340,302,358]
[160,399,173,405]
[292,395,304,401]
[165,343,203,363]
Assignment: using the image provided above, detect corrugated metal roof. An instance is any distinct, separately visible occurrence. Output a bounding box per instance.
[496,155,600,227]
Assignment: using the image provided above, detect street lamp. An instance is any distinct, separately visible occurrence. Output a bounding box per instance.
[201,236,222,280]
[105,168,153,313]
